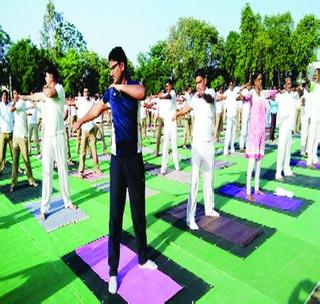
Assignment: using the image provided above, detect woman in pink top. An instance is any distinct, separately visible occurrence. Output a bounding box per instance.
[245,73,267,201]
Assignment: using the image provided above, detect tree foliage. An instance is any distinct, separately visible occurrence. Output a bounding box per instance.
[7,39,49,93]
[0,25,11,84]
[135,41,171,95]
[40,0,86,61]
[166,17,221,92]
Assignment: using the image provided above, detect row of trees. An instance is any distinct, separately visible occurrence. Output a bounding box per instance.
[0,1,319,96]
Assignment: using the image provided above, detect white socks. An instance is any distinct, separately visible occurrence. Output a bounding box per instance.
[205,210,220,217]
[108,276,117,294]
[139,259,158,270]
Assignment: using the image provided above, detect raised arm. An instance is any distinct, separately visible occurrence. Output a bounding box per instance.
[109,83,145,100]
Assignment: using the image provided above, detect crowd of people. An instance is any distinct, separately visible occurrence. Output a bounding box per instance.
[0,46,319,294]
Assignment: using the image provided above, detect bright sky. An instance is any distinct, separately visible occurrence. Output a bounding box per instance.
[1,0,319,65]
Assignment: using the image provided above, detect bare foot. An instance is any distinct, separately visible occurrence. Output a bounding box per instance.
[246,194,254,202]
[67,203,78,210]
[29,181,38,187]
[39,213,46,221]
[255,190,264,195]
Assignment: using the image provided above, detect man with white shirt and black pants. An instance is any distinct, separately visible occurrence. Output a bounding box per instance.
[20,65,77,220]
[10,89,38,192]
[0,90,14,175]
[159,79,180,175]
[275,77,297,180]
[174,69,219,230]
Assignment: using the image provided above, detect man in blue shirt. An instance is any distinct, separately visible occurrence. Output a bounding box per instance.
[73,47,157,294]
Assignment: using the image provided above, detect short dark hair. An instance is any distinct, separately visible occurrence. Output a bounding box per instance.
[2,89,9,96]
[108,46,128,67]
[46,63,59,82]
[195,68,206,79]
[166,79,173,86]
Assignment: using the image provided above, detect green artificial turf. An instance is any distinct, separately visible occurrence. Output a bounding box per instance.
[0,130,319,304]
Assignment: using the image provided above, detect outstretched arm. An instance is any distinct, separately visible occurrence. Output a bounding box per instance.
[73,100,108,132]
[173,105,192,121]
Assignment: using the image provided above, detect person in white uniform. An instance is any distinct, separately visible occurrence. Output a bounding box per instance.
[26,99,40,155]
[20,65,77,220]
[239,83,252,152]
[307,69,320,168]
[10,89,38,192]
[158,80,179,174]
[173,69,219,230]
[275,77,297,180]
[300,81,312,156]
[223,81,239,155]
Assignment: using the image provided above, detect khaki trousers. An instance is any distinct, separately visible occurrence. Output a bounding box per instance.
[79,126,100,174]
[0,132,13,173]
[11,136,34,186]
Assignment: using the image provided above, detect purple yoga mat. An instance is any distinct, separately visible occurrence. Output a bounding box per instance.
[218,183,303,212]
[168,203,261,247]
[290,159,320,170]
[76,237,182,303]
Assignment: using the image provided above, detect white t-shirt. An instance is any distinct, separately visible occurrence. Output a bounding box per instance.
[94,99,104,123]
[75,97,95,131]
[139,100,147,120]
[26,100,38,125]
[224,89,238,118]
[159,90,177,121]
[277,91,297,130]
[13,99,28,138]
[42,83,65,137]
[302,89,312,119]
[189,88,216,143]
[0,101,14,133]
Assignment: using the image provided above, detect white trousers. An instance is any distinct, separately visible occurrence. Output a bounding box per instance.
[300,113,311,154]
[276,126,293,178]
[41,132,72,214]
[246,158,261,194]
[240,108,250,150]
[224,116,236,154]
[187,141,214,223]
[307,120,320,165]
[161,120,179,173]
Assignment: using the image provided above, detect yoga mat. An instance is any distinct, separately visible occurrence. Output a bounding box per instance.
[290,159,320,170]
[144,162,161,172]
[218,183,304,213]
[0,181,57,204]
[94,182,159,198]
[156,202,275,258]
[70,170,106,181]
[24,197,88,232]
[98,154,111,162]
[260,169,320,189]
[142,147,154,155]
[163,170,191,183]
[168,203,261,247]
[63,231,212,303]
[182,158,235,170]
[75,236,182,304]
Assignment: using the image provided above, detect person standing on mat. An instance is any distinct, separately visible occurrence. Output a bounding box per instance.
[73,46,157,295]
[275,76,297,181]
[245,72,268,201]
[20,64,77,221]
[173,68,220,230]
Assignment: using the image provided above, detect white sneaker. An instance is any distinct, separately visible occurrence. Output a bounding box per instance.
[205,210,220,217]
[108,276,117,294]
[187,221,199,230]
[139,259,158,270]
